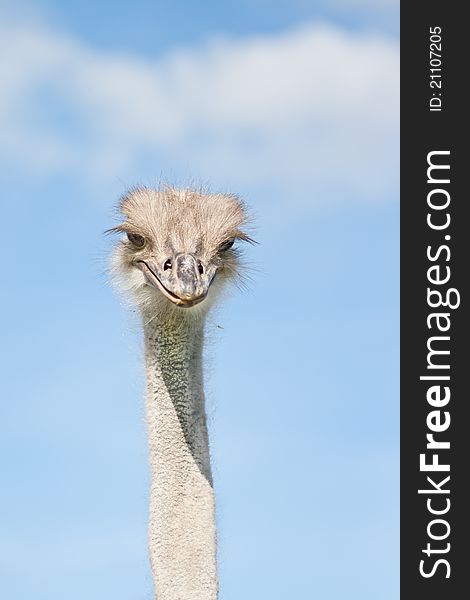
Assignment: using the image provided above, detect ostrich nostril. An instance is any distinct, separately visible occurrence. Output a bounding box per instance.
[163,258,172,271]
[197,260,204,275]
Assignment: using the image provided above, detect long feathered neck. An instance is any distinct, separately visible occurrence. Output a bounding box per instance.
[142,308,217,600]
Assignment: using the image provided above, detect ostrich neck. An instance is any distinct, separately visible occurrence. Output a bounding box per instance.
[143,311,217,600]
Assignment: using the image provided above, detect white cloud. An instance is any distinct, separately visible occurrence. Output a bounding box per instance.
[0,17,398,203]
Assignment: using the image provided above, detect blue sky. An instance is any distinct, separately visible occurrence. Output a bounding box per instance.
[0,1,399,599]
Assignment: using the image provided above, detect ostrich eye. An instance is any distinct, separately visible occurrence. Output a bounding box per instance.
[127,233,146,248]
[218,239,235,252]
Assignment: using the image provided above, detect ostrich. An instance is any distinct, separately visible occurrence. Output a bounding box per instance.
[109,186,253,600]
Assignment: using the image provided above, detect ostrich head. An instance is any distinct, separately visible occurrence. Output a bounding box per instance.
[110,186,253,315]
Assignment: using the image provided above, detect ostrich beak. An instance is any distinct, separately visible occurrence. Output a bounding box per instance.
[136,255,213,307]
